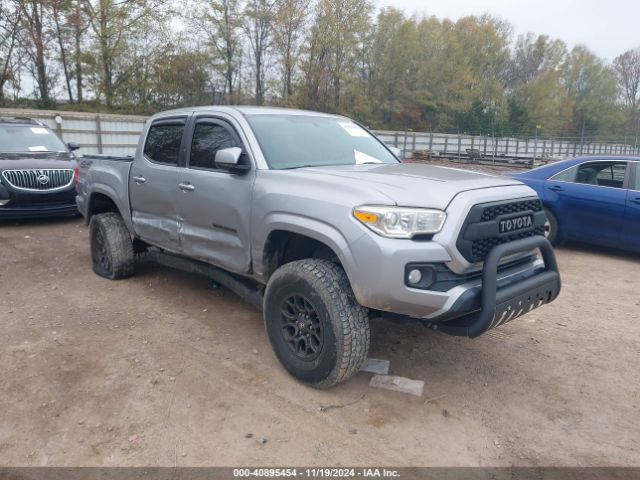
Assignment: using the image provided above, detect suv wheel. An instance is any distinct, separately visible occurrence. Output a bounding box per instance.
[543,207,560,246]
[90,212,135,279]
[264,259,370,388]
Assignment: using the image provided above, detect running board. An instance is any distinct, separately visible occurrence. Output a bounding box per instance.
[145,250,264,311]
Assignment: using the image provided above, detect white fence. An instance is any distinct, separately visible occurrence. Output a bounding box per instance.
[2,108,639,162]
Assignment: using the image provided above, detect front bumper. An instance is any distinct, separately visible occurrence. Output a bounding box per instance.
[433,236,560,337]
[0,181,77,219]
[0,201,78,219]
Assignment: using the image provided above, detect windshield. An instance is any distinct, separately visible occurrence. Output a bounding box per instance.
[0,125,68,153]
[245,114,399,169]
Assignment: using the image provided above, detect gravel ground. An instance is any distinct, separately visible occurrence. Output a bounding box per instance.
[0,211,638,467]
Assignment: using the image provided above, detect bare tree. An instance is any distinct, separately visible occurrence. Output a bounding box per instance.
[16,0,53,104]
[243,0,275,105]
[195,0,242,103]
[69,0,88,102]
[0,0,22,101]
[273,0,306,101]
[51,0,74,103]
[612,48,640,113]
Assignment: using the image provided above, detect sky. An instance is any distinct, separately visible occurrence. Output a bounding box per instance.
[375,0,639,60]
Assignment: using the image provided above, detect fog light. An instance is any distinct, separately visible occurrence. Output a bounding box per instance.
[407,269,422,284]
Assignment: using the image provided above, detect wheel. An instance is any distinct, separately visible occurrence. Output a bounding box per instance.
[89,212,135,279]
[543,207,560,246]
[264,259,370,388]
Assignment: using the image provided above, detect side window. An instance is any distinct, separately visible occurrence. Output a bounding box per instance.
[550,165,577,182]
[190,123,240,170]
[143,124,184,165]
[575,162,626,188]
[635,166,640,191]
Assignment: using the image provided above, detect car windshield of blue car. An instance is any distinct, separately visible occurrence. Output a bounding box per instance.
[246,114,399,169]
[0,125,68,153]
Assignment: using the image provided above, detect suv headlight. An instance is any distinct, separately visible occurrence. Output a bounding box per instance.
[353,206,446,238]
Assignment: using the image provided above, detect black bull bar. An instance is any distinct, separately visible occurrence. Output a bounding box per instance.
[437,236,561,338]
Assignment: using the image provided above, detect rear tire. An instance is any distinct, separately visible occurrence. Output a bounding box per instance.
[90,212,135,279]
[264,259,370,389]
[543,207,560,246]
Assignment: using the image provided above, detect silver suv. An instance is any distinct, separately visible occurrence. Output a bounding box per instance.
[76,107,561,388]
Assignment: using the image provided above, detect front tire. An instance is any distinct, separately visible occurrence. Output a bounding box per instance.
[90,212,135,279]
[543,207,560,246]
[264,259,370,389]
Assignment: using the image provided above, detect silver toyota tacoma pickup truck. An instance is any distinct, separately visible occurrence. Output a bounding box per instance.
[77,106,561,388]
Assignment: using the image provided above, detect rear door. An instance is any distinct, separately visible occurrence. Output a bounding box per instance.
[544,161,629,246]
[129,116,188,252]
[176,115,255,273]
[622,162,640,251]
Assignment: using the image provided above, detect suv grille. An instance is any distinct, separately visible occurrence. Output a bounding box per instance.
[457,198,546,263]
[2,169,74,192]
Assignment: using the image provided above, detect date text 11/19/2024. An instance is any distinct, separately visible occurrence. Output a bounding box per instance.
[232,468,401,478]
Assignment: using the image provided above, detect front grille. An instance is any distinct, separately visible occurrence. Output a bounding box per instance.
[457,198,546,263]
[480,199,543,221]
[2,169,74,192]
[470,225,546,260]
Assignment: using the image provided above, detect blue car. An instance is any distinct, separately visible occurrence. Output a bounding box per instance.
[509,156,640,252]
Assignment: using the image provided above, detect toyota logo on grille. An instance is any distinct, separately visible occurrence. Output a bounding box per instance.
[37,174,50,185]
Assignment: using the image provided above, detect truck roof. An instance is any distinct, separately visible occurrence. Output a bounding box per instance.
[150,106,343,121]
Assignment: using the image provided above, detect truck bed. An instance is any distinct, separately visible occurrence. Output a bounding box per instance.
[76,154,134,225]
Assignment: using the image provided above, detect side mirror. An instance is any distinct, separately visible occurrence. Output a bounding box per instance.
[67,142,80,151]
[214,147,250,174]
[389,146,402,158]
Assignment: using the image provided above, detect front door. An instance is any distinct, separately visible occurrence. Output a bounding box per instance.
[622,162,640,251]
[129,117,187,252]
[176,116,255,273]
[544,161,629,246]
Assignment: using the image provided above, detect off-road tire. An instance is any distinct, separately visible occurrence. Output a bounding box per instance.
[543,207,560,246]
[264,259,370,389]
[90,212,135,280]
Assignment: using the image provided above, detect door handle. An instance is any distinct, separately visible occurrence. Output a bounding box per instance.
[178,183,195,192]
[132,175,146,184]
[547,185,563,192]
[632,197,640,204]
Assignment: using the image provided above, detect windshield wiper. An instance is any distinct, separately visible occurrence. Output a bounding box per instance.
[279,164,318,170]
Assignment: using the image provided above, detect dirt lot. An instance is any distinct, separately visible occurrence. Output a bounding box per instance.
[0,217,639,467]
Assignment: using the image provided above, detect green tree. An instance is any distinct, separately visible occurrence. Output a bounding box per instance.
[562,45,622,136]
[299,0,373,112]
[83,0,163,109]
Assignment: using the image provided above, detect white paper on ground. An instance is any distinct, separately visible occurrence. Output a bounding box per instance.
[360,358,390,375]
[339,121,369,137]
[30,127,50,135]
[354,149,383,165]
[369,374,424,397]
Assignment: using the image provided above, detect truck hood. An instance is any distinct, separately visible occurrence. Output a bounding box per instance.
[290,162,525,210]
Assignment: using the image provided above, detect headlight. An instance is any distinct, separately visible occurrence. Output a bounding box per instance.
[352,205,446,238]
